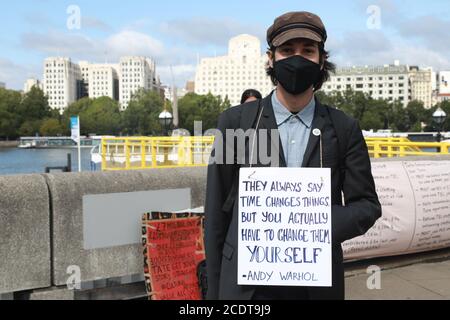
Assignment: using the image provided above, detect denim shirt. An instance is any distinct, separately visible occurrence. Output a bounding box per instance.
[271,91,315,167]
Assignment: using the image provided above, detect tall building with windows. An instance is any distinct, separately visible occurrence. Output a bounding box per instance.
[194,34,274,106]
[409,66,433,109]
[43,56,161,111]
[119,56,158,110]
[43,57,81,113]
[78,62,120,101]
[322,61,410,107]
[79,61,90,98]
[88,64,119,101]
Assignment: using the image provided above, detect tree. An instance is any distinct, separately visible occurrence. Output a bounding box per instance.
[317,89,391,131]
[426,101,450,132]
[61,97,93,135]
[0,88,21,139]
[61,97,121,135]
[178,93,230,134]
[83,97,121,135]
[121,89,165,136]
[18,120,42,137]
[17,86,51,122]
[40,118,64,136]
[403,100,426,132]
[441,101,450,131]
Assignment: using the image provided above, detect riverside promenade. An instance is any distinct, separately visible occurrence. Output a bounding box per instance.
[345,248,450,300]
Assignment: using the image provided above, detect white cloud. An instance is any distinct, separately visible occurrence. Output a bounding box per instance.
[0,58,41,90]
[157,64,197,88]
[19,29,197,87]
[330,34,450,71]
[396,15,450,52]
[82,17,113,32]
[21,30,165,62]
[21,30,99,58]
[105,30,164,59]
[159,17,265,46]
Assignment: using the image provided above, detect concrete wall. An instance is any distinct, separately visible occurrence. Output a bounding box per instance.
[0,175,51,294]
[46,167,207,286]
[0,167,207,294]
[0,141,18,148]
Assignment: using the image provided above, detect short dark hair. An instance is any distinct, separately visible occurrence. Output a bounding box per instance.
[240,89,263,104]
[265,43,336,92]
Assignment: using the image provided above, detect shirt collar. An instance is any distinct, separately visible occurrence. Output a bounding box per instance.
[271,90,316,128]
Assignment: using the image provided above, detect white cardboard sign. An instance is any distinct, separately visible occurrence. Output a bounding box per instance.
[238,167,332,287]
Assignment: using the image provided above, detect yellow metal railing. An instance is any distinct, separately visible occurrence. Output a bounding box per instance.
[100,136,450,170]
[366,140,450,158]
[101,136,215,171]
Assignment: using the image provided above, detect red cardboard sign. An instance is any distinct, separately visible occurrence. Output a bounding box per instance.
[142,213,205,300]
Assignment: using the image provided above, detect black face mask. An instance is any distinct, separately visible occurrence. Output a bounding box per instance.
[273,55,321,95]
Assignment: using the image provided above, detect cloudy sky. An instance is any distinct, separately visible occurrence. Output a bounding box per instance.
[1,0,450,90]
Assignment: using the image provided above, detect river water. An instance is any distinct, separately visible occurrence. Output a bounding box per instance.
[0,145,441,176]
[0,147,98,175]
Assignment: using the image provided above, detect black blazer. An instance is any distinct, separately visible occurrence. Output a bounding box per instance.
[204,93,382,300]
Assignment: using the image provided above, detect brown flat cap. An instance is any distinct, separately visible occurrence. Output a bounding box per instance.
[267,11,327,47]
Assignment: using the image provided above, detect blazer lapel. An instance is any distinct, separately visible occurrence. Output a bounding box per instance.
[259,93,287,167]
[301,99,327,167]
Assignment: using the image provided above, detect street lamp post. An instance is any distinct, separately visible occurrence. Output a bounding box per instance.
[432,107,447,143]
[159,110,173,136]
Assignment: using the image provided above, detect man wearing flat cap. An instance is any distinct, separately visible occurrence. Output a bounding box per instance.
[204,11,381,300]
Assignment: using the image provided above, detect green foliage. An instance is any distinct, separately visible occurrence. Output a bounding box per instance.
[426,101,450,132]
[17,86,51,122]
[317,89,431,132]
[121,89,166,136]
[62,96,122,135]
[40,118,64,137]
[0,85,444,139]
[18,120,42,137]
[0,88,21,139]
[178,92,230,134]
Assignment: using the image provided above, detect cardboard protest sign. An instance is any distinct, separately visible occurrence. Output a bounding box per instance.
[238,167,332,287]
[343,160,450,260]
[142,212,205,300]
